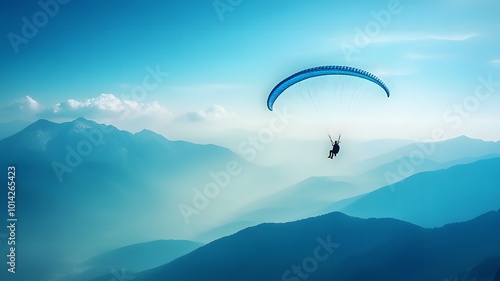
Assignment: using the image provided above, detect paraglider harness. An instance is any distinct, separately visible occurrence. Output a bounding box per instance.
[329,134,341,156]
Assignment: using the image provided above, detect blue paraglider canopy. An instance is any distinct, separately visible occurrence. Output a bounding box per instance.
[267,65,390,111]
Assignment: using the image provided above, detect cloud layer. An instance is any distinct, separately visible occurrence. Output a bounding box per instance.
[48,93,171,120]
[1,94,237,131]
[177,105,236,123]
[0,95,42,118]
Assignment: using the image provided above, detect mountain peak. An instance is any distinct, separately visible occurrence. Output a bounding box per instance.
[136,129,160,136]
[445,135,489,143]
[68,117,99,131]
[452,135,476,141]
[135,129,171,142]
[435,135,500,148]
[29,118,57,129]
[20,118,58,137]
[0,119,60,152]
[74,116,88,121]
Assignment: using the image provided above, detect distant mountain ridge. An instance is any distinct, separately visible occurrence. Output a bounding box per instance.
[129,210,500,281]
[85,239,203,272]
[193,136,500,243]
[49,240,203,281]
[1,118,231,172]
[0,118,279,268]
[2,119,499,281]
[339,156,500,227]
[357,135,500,174]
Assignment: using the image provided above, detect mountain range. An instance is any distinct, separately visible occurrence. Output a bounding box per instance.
[1,118,499,281]
[206,152,500,240]
[121,210,500,281]
[0,118,287,271]
[338,156,500,227]
[57,240,203,281]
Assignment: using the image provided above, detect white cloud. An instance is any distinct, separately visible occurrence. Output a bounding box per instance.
[47,93,171,120]
[177,105,236,123]
[489,59,500,66]
[0,95,42,119]
[370,32,479,44]
[3,95,241,139]
[25,95,41,111]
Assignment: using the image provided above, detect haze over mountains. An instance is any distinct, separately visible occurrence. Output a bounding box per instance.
[58,240,203,281]
[0,118,288,264]
[0,120,30,140]
[339,157,500,227]
[202,137,500,239]
[1,118,499,281]
[133,211,500,281]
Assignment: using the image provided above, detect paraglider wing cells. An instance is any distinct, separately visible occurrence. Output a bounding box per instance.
[267,65,390,111]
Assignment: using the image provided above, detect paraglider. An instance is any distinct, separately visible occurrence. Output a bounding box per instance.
[328,134,341,159]
[267,65,390,158]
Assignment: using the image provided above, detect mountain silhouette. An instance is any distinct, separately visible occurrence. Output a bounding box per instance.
[85,239,203,272]
[347,152,499,189]
[216,145,500,237]
[356,135,500,174]
[0,118,283,280]
[339,157,500,227]
[200,177,361,240]
[49,240,203,281]
[191,137,500,244]
[122,210,500,281]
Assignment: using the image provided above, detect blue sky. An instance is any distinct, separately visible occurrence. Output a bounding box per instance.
[1,0,499,141]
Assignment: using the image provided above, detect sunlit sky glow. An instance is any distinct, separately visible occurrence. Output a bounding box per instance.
[1,0,499,142]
